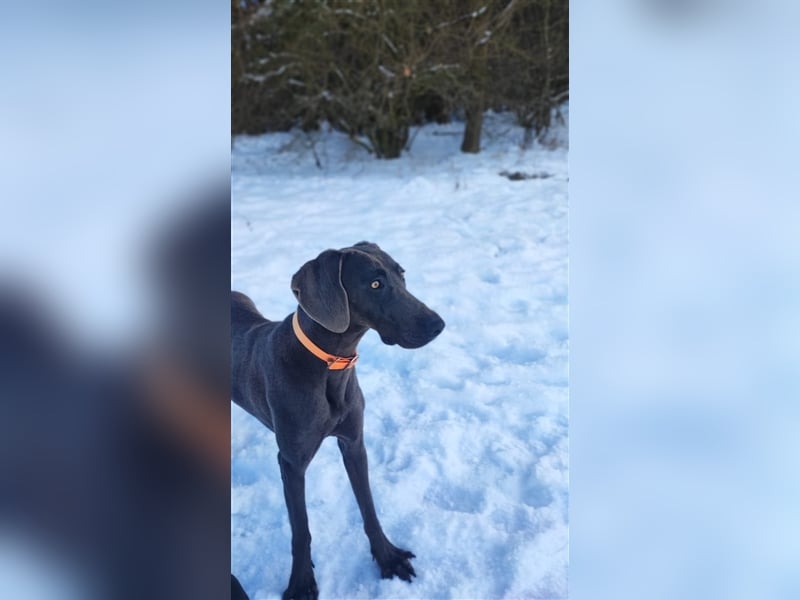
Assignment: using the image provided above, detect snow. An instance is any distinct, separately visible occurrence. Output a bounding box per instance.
[231,109,568,599]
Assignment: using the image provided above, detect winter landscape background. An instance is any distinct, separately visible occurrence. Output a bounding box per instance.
[231,107,568,599]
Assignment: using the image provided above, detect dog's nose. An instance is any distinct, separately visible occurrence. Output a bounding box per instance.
[428,313,445,338]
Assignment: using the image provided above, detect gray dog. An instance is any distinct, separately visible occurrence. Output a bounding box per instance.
[231,241,445,600]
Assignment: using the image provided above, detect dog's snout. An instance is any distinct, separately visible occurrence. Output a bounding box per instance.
[416,311,444,344]
[389,309,445,349]
[428,313,445,338]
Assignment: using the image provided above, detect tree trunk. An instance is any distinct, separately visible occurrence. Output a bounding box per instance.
[370,125,409,159]
[461,105,483,154]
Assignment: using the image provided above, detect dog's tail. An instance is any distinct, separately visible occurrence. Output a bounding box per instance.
[231,291,268,326]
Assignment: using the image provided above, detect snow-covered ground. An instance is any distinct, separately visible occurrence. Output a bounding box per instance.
[231,109,568,599]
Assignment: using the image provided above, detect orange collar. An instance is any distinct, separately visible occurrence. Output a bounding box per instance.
[292,311,359,370]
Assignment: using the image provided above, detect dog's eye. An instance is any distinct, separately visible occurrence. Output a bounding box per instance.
[370,280,381,289]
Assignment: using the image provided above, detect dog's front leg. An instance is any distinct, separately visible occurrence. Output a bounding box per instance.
[337,437,416,582]
[278,453,318,600]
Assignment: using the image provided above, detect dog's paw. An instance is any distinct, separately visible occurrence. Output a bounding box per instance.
[373,544,416,582]
[282,573,318,600]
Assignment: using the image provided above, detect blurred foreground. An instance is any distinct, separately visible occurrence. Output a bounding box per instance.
[571,2,800,600]
[0,3,229,599]
[0,191,230,600]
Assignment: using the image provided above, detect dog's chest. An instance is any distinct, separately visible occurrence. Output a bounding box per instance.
[323,372,357,420]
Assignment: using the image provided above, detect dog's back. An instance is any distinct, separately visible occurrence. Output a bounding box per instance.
[230,291,280,421]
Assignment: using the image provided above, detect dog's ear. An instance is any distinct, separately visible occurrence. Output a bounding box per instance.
[290,249,350,333]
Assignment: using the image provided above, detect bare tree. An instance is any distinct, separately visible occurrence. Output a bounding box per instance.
[489,0,569,146]
[232,0,569,157]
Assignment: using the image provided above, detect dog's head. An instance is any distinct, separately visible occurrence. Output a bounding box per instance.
[291,242,444,348]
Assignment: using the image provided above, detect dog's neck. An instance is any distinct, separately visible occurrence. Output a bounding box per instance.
[295,307,367,359]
